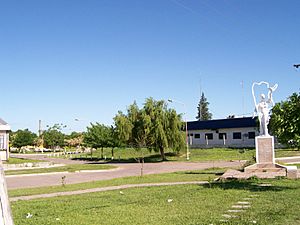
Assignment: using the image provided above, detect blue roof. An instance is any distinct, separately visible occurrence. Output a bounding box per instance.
[187,117,257,130]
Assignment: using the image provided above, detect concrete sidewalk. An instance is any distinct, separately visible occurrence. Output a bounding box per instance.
[10,181,208,202]
[276,156,300,164]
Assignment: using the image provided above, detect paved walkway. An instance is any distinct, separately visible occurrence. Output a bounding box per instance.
[276,156,300,164]
[6,154,245,189]
[10,181,208,202]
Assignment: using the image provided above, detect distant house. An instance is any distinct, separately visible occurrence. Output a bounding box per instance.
[0,118,11,160]
[187,117,258,148]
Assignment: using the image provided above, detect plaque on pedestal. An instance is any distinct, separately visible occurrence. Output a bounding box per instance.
[256,136,275,165]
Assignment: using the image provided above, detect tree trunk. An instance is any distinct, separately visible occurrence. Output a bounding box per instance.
[139,158,144,177]
[101,147,104,159]
[111,147,114,160]
[159,146,166,161]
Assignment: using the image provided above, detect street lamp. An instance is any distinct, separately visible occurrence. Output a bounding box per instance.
[168,99,190,160]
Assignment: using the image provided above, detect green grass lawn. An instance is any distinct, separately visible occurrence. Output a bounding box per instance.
[11,178,300,225]
[71,147,256,162]
[172,148,255,162]
[5,164,116,176]
[275,149,300,158]
[4,157,43,164]
[70,147,300,163]
[8,168,224,198]
[12,147,298,164]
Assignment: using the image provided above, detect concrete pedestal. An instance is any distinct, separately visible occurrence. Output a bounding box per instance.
[245,136,287,175]
[285,166,298,179]
[256,136,275,164]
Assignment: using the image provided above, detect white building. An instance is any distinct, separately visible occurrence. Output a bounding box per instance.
[187,117,258,148]
[0,118,10,160]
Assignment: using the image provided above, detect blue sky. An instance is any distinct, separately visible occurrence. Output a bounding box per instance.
[1,0,300,133]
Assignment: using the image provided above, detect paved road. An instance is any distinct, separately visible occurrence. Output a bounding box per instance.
[275,156,300,164]
[6,155,246,189]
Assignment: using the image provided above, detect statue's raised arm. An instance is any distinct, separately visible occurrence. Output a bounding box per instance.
[267,84,278,106]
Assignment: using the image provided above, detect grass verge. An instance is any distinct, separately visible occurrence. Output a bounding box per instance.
[4,157,43,164]
[11,178,300,225]
[5,164,116,176]
[69,148,300,163]
[71,148,256,163]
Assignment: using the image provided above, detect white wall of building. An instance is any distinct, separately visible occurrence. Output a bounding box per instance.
[0,131,8,150]
[188,127,258,148]
[0,129,10,160]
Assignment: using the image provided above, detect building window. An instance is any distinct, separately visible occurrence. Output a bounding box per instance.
[233,132,242,139]
[248,132,255,139]
[194,134,200,139]
[205,133,213,140]
[0,135,4,149]
[219,133,227,140]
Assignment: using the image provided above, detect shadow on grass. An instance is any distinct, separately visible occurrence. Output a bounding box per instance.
[202,178,295,192]
[71,152,180,164]
[182,170,225,176]
[275,148,300,152]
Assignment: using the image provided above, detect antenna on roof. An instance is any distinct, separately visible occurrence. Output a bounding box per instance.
[199,78,202,120]
[199,78,202,97]
[241,80,245,117]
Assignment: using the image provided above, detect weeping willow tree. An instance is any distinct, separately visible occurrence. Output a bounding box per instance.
[114,98,185,160]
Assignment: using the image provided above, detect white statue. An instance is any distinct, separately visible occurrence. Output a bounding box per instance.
[252,81,278,136]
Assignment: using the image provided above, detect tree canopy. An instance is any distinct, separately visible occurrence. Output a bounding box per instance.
[11,129,37,148]
[43,124,65,149]
[114,98,185,160]
[65,132,84,147]
[270,92,300,149]
[196,92,212,121]
[84,123,118,158]
[84,123,112,149]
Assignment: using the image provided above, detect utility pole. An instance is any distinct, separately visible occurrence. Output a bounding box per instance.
[38,120,42,137]
[241,80,245,117]
[168,99,189,160]
[199,79,202,120]
[38,120,44,150]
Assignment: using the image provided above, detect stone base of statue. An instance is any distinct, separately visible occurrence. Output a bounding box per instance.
[244,136,297,178]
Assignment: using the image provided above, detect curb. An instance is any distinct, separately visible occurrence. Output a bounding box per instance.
[275,156,300,160]
[6,171,70,178]
[4,164,65,171]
